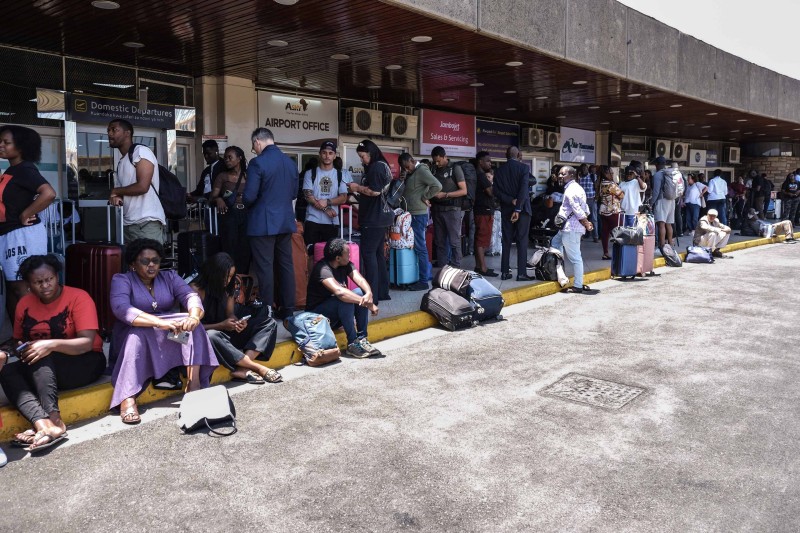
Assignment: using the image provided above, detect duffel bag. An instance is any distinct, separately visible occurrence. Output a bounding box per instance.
[433,264,472,298]
[610,225,644,246]
[685,245,714,264]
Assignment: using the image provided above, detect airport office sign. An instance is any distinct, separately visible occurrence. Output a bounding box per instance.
[558,126,596,164]
[257,91,338,148]
[68,94,176,129]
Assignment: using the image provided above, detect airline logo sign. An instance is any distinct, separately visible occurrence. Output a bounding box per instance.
[558,127,596,164]
[257,91,338,147]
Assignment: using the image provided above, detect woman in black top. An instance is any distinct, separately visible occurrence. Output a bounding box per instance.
[347,140,393,302]
[209,146,251,274]
[191,252,281,384]
[0,125,57,318]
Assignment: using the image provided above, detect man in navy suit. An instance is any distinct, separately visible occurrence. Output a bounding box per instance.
[243,127,298,318]
[493,146,533,281]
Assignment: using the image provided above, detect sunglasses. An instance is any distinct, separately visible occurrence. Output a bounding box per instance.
[137,257,161,266]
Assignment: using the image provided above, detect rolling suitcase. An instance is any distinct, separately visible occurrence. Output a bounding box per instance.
[637,235,656,276]
[611,242,639,279]
[466,276,504,321]
[177,230,220,277]
[389,248,419,288]
[290,221,308,309]
[420,288,476,331]
[312,205,360,290]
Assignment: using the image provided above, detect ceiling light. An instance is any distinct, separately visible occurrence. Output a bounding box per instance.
[627,93,641,97]
[123,41,144,48]
[730,130,739,133]
[385,64,402,70]
[637,127,646,130]
[273,0,299,4]
[757,133,766,136]
[630,114,641,118]
[506,107,517,111]
[367,85,381,90]
[267,40,288,47]
[556,115,566,119]
[783,136,790,139]
[572,80,588,85]
[701,135,709,138]
[91,0,119,8]
[330,54,350,60]
[609,110,620,114]
[469,82,484,87]
[601,121,610,125]
[534,96,548,100]
[505,61,523,67]
[766,124,777,127]
[588,106,600,109]
[737,119,748,122]
[701,125,711,129]
[668,120,678,124]
[505,90,518,94]
[93,83,134,89]
[411,36,432,43]
[441,97,455,102]
[670,104,683,108]
[706,112,718,116]
[262,67,281,73]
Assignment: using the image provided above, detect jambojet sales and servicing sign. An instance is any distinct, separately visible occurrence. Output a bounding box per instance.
[558,126,596,164]
[420,109,476,157]
[257,91,338,147]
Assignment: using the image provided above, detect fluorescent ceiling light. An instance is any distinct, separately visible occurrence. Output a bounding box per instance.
[93,83,134,89]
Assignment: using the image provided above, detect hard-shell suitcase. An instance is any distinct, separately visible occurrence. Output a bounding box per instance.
[275,221,309,311]
[420,288,476,331]
[66,243,124,337]
[177,230,220,277]
[466,276,504,321]
[611,242,639,279]
[312,205,360,290]
[389,248,419,287]
[637,235,656,276]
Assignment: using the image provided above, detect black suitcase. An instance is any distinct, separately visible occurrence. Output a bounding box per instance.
[420,288,476,331]
[178,231,220,276]
[466,276,504,321]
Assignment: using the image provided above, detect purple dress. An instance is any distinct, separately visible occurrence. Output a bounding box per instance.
[109,270,218,409]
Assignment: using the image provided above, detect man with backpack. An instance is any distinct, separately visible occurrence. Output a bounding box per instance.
[493,146,533,281]
[107,118,166,243]
[650,156,675,250]
[301,141,351,250]
[430,146,468,268]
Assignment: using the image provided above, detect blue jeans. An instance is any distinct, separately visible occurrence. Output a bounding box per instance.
[411,214,432,282]
[311,289,368,345]
[586,200,599,239]
[624,214,637,227]
[551,230,584,288]
[685,203,700,231]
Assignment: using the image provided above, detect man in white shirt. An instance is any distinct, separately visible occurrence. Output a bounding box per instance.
[706,169,729,226]
[302,141,352,250]
[107,119,166,243]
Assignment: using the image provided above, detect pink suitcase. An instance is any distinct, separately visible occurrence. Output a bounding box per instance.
[637,235,656,276]
[312,205,360,290]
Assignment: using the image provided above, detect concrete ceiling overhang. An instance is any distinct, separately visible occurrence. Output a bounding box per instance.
[3,0,799,143]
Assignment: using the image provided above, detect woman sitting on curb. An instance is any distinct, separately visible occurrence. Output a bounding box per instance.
[0,254,105,452]
[191,252,281,384]
[109,239,218,424]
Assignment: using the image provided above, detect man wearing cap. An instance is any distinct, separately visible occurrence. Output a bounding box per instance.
[693,208,732,258]
[741,207,796,241]
[302,140,352,250]
[650,156,675,250]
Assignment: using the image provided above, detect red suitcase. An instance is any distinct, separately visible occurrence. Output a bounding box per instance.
[312,205,360,290]
[65,243,124,337]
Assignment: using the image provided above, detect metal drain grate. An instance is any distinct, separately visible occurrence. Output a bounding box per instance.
[541,373,646,410]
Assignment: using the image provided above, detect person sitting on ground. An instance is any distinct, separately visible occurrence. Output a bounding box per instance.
[597,165,625,260]
[191,252,281,384]
[693,209,732,258]
[109,238,218,425]
[0,254,105,452]
[305,238,381,359]
[740,208,796,241]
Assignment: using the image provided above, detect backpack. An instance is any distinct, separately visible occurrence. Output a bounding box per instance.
[389,207,414,249]
[128,144,187,220]
[659,169,677,201]
[296,167,343,221]
[453,161,477,211]
[285,311,341,367]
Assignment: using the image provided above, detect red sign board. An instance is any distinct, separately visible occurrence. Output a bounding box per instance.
[420,109,476,157]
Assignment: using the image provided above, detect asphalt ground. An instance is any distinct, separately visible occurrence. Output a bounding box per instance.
[1,242,799,532]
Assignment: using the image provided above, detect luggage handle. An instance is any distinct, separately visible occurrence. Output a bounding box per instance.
[106,204,124,245]
[340,204,353,241]
[62,199,77,246]
[204,204,219,236]
[205,417,237,436]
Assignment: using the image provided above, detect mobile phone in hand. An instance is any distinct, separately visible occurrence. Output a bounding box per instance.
[238,315,252,322]
[15,342,30,354]
[166,331,191,345]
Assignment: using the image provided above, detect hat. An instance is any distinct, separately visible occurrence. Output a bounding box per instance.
[708,209,719,217]
[747,208,758,219]
[653,156,667,165]
[319,140,337,152]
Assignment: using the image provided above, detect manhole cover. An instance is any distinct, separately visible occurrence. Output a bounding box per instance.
[541,373,645,409]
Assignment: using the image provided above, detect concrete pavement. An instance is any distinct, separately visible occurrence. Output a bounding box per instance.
[1,242,799,532]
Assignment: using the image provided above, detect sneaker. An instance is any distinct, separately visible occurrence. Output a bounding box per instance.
[0,447,6,467]
[359,337,382,357]
[407,281,429,291]
[346,340,372,359]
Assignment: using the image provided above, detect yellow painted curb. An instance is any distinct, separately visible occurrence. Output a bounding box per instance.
[1,231,794,441]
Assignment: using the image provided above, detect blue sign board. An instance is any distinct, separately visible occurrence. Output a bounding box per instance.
[476,120,520,158]
[705,149,718,167]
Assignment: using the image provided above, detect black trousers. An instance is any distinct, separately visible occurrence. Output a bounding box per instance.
[500,206,531,275]
[219,208,251,274]
[250,233,296,317]
[360,225,390,302]
[206,308,278,371]
[0,351,105,424]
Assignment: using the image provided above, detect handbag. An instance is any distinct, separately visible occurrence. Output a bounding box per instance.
[178,385,237,435]
[224,171,246,209]
[286,312,341,367]
[685,245,714,263]
[554,211,573,230]
[610,225,644,246]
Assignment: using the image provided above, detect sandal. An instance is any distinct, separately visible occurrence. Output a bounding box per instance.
[25,430,67,453]
[120,399,141,425]
[601,255,611,260]
[261,368,283,383]
[11,429,37,447]
[233,370,265,384]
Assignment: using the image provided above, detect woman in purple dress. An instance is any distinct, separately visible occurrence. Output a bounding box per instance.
[109,238,218,424]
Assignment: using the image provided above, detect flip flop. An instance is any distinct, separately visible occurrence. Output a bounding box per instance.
[262,368,283,383]
[11,429,36,447]
[24,431,67,453]
[233,370,265,384]
[121,405,141,425]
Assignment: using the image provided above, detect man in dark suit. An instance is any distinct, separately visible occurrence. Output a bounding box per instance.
[493,146,533,281]
[243,127,298,318]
